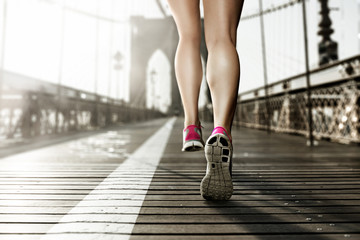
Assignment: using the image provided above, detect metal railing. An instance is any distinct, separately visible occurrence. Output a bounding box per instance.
[233,55,360,144]
[0,70,164,140]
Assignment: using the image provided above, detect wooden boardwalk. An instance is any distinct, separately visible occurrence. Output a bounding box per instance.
[0,117,360,240]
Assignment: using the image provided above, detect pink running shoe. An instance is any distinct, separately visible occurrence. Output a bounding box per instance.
[182,124,205,152]
[201,126,233,200]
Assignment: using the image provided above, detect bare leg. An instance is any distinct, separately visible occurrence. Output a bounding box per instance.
[167,0,202,128]
[203,0,244,138]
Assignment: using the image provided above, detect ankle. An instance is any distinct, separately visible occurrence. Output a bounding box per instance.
[184,119,201,128]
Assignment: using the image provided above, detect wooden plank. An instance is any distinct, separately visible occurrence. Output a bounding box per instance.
[0,235,131,240]
[1,185,360,191]
[0,214,138,223]
[1,205,359,215]
[0,173,359,178]
[1,199,360,207]
[0,200,145,207]
[2,178,360,184]
[123,213,360,224]
[1,170,359,173]
[0,190,148,194]
[142,194,360,201]
[132,223,360,234]
[141,206,360,215]
[2,181,360,186]
[3,213,360,224]
[2,193,360,201]
[1,223,359,234]
[144,190,360,194]
[0,234,359,240]
[129,235,360,240]
[2,189,360,195]
[0,194,145,200]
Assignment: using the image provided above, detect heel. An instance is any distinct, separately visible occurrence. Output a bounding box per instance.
[200,134,233,200]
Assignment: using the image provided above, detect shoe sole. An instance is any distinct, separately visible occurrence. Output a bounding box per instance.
[200,133,233,200]
[182,140,204,152]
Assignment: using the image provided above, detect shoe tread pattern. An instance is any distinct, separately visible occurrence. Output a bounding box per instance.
[200,133,233,200]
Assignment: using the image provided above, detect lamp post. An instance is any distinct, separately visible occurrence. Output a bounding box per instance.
[55,0,66,133]
[114,51,123,100]
[92,0,100,127]
[150,69,157,110]
[318,0,338,66]
[0,0,7,112]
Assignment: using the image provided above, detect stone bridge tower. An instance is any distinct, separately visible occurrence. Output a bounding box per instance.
[129,16,208,114]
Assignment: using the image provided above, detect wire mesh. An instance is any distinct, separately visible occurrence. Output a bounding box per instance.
[235,57,360,144]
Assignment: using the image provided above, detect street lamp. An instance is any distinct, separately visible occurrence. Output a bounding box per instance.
[0,0,8,112]
[113,51,124,100]
[150,69,157,110]
[318,0,338,66]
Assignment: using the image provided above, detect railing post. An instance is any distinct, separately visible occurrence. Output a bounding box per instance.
[254,91,259,127]
[33,93,41,136]
[258,0,271,134]
[21,92,31,138]
[91,94,98,127]
[55,86,61,133]
[301,0,314,146]
[106,98,111,126]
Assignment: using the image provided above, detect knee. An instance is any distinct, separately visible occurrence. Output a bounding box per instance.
[205,34,236,51]
[179,31,201,45]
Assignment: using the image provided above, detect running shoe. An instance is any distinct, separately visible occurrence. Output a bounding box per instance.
[182,124,204,152]
[200,126,233,200]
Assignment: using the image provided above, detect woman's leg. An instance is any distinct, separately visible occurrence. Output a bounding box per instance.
[203,0,244,137]
[166,0,202,128]
[200,0,244,200]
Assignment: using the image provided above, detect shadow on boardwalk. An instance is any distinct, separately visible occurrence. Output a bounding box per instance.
[132,119,360,239]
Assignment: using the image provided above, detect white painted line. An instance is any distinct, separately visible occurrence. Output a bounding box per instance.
[40,117,177,240]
